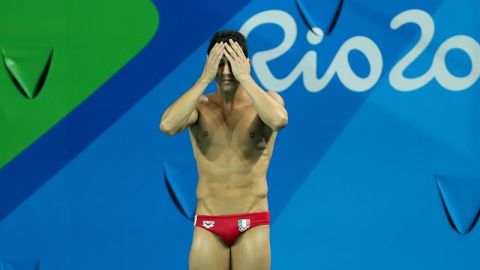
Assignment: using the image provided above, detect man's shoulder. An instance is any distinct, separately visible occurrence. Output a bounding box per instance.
[199,93,221,109]
[197,93,221,115]
[195,93,210,108]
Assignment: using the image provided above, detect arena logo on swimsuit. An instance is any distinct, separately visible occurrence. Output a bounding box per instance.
[203,220,215,229]
[240,9,480,93]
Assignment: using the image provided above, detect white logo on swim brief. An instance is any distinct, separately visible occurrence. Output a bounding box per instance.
[238,219,251,232]
[203,220,215,229]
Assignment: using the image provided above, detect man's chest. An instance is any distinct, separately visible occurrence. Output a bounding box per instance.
[191,106,272,151]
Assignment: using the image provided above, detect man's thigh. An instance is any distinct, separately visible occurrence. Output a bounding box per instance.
[231,225,271,270]
[189,227,230,270]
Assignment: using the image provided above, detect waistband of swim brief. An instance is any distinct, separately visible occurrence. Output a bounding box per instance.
[195,211,270,219]
[194,211,270,226]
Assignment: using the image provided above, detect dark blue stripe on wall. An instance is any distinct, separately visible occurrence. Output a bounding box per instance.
[0,0,252,221]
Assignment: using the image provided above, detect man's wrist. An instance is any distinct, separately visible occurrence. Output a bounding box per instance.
[238,74,253,86]
[198,76,211,87]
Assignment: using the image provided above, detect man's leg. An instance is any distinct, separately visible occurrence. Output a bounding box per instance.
[189,226,230,270]
[231,225,271,270]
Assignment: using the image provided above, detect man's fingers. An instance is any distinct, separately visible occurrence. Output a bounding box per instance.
[213,43,225,61]
[225,44,237,59]
[215,43,225,57]
[208,42,219,57]
[212,43,225,63]
[229,39,245,59]
[224,49,235,64]
[225,44,239,60]
[212,48,224,66]
[235,42,247,60]
[208,42,222,60]
[229,39,244,59]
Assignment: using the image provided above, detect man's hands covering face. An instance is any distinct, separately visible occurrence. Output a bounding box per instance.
[224,39,251,83]
[201,42,225,83]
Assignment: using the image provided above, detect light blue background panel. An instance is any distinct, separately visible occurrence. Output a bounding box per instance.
[0,0,479,269]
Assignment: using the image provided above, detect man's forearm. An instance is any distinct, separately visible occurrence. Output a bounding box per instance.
[160,78,209,133]
[240,76,288,131]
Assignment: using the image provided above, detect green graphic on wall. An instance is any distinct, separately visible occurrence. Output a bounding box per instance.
[0,0,159,168]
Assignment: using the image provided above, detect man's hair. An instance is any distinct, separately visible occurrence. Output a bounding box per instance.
[207,30,248,58]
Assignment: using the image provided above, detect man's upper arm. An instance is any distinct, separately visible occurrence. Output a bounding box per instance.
[186,108,199,126]
[186,95,208,127]
[171,95,206,135]
[261,90,287,133]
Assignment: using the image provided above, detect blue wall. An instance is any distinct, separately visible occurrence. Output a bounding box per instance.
[1,0,479,269]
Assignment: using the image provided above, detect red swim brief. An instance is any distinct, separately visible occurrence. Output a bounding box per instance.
[194,211,270,246]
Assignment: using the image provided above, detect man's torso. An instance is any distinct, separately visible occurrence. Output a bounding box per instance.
[188,93,278,215]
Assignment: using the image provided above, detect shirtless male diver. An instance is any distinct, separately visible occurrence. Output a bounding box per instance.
[160,30,288,270]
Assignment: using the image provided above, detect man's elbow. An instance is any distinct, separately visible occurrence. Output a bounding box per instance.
[272,115,288,131]
[159,121,177,136]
